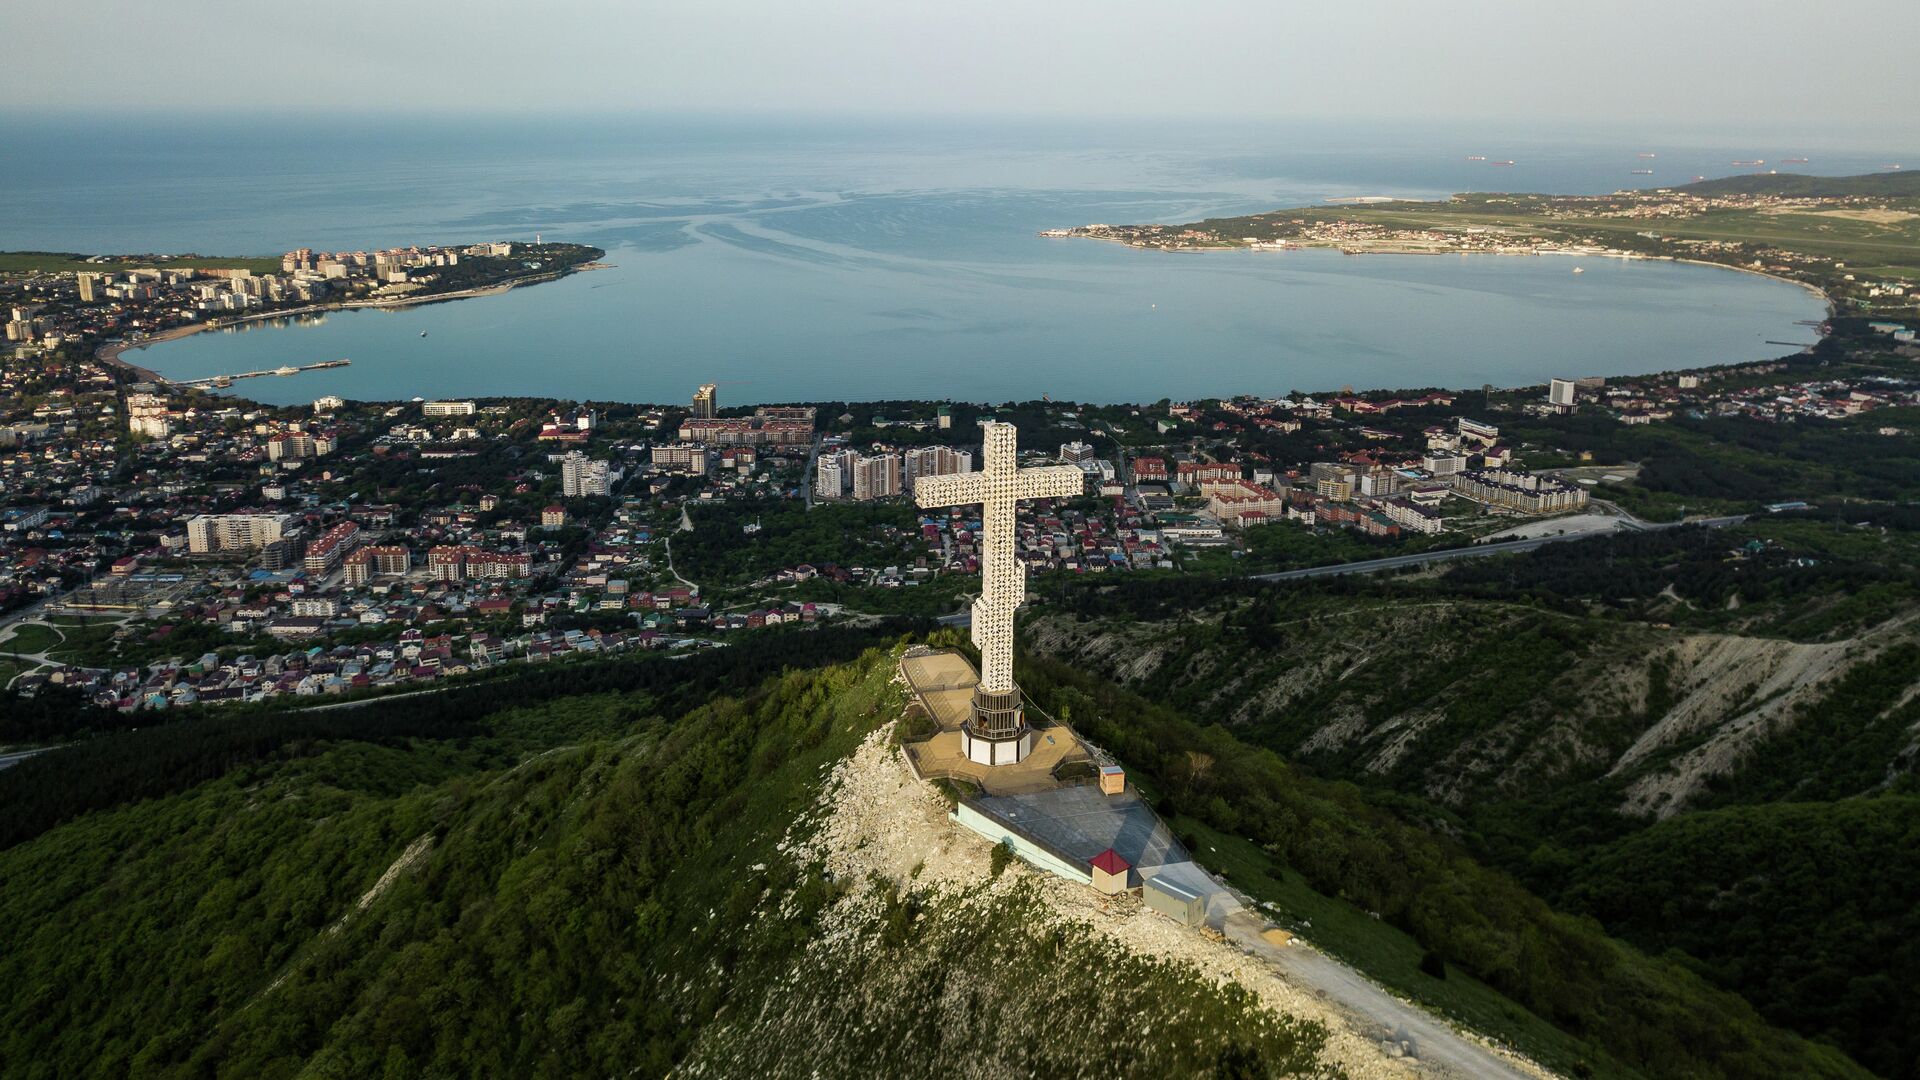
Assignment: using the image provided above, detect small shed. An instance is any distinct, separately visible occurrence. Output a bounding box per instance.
[1144,875,1206,927]
[1089,847,1131,895]
[1098,764,1126,795]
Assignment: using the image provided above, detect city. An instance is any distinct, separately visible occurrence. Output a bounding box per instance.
[5,5,1920,1078]
[5,296,1915,712]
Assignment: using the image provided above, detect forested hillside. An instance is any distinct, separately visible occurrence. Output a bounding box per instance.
[1024,507,1920,1076]
[0,624,1870,1079]
[0,637,1345,1079]
[1673,171,1920,198]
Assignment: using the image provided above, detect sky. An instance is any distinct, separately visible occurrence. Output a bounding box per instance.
[6,0,1918,138]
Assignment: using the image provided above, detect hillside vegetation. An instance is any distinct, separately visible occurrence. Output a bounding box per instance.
[0,635,1351,1079]
[1672,171,1920,198]
[0,619,1874,1078]
[1025,509,1920,1076]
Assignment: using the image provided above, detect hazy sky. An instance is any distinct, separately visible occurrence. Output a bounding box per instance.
[7,0,1917,136]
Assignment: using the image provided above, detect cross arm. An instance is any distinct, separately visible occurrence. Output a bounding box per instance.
[1016,465,1086,501]
[914,471,988,510]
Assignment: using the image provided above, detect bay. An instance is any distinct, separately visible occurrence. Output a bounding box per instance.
[0,114,1849,404]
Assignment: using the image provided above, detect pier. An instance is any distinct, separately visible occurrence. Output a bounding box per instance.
[173,358,349,388]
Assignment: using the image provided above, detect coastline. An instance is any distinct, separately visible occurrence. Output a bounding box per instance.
[95,322,208,382]
[1066,232,1837,317]
[93,265,585,385]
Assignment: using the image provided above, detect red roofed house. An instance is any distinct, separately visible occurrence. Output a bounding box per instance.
[1089,848,1131,895]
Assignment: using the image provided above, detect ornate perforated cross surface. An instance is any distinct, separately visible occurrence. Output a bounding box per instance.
[915,422,1083,695]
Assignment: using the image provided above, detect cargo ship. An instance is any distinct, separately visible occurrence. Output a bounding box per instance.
[1490,160,1515,166]
[1781,157,1809,164]
[1465,155,1487,161]
[1637,152,1657,158]
[1731,159,1765,166]
[1631,169,1654,175]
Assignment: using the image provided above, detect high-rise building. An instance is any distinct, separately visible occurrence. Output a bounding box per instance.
[904,445,973,491]
[1059,441,1096,464]
[186,513,296,554]
[651,443,709,475]
[1548,378,1578,408]
[344,546,403,586]
[561,451,613,497]
[304,521,364,575]
[126,393,172,439]
[692,383,718,419]
[852,453,903,501]
[267,432,320,461]
[815,449,857,500]
[77,274,98,303]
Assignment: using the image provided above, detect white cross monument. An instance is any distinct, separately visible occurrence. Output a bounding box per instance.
[915,421,1085,766]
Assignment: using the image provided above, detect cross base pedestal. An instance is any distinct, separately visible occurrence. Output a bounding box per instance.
[963,685,1032,766]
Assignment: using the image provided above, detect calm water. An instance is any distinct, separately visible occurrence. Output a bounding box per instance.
[3,115,1868,405]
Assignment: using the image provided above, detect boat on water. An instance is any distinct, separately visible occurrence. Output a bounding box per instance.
[1637,152,1657,159]
[1465,155,1487,161]
[1731,159,1765,166]
[1782,157,1810,164]
[1572,267,1585,274]
[1490,160,1515,166]
[1631,169,1654,175]
[419,330,428,337]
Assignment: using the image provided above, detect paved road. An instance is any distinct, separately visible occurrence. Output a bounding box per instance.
[1219,910,1538,1079]
[1251,514,1745,584]
[0,747,57,771]
[802,436,822,510]
[926,514,1749,627]
[301,685,453,712]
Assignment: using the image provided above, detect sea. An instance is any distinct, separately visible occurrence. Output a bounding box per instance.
[3,113,1893,407]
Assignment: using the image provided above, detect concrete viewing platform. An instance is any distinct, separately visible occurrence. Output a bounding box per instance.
[899,645,1238,925]
[898,647,1093,796]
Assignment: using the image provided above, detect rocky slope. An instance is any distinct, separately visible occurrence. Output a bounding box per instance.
[1026,601,1920,821]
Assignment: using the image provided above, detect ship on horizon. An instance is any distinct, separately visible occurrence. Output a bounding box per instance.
[1731,159,1765,166]
[1637,152,1657,158]
[1631,169,1654,175]
[1489,160,1515,166]
[1781,157,1810,164]
[1465,154,1487,161]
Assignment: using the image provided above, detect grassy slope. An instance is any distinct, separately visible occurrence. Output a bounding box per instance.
[0,649,1342,1079]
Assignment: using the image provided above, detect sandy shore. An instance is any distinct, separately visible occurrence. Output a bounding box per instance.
[95,322,210,382]
[91,265,581,384]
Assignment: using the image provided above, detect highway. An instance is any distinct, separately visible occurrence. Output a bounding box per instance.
[929,513,1748,626]
[1250,513,1745,583]
[0,747,56,771]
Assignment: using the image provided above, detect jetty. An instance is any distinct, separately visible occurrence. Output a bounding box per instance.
[173,359,349,388]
